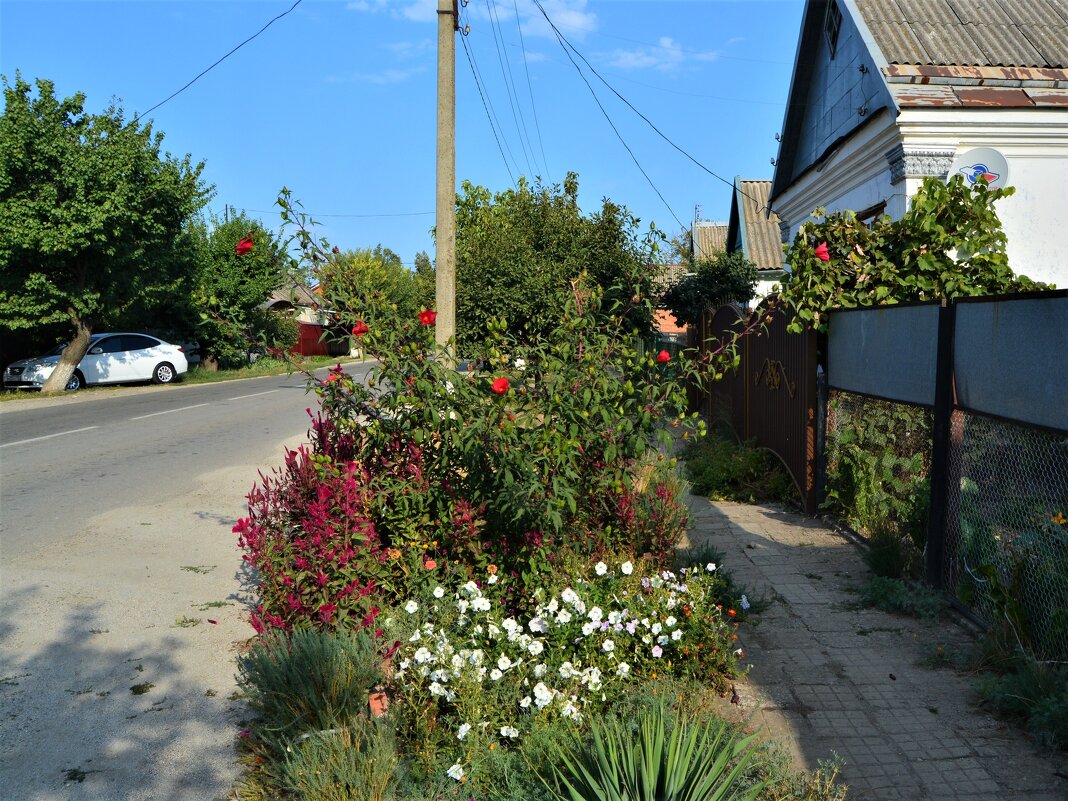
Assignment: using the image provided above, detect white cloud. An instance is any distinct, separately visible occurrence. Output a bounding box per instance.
[602,36,720,72]
[346,0,436,23]
[325,66,429,85]
[384,39,435,59]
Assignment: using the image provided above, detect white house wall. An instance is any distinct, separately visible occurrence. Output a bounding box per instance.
[774,107,1068,289]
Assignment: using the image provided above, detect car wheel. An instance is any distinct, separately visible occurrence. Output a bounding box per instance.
[65,371,85,391]
[153,362,177,384]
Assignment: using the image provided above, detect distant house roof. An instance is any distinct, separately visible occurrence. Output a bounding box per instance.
[726,179,785,272]
[771,0,1068,201]
[262,282,321,311]
[652,263,690,295]
[693,221,728,262]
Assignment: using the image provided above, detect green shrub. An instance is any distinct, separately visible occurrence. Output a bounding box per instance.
[976,654,1068,751]
[545,701,765,801]
[238,627,384,764]
[281,717,399,801]
[681,434,796,505]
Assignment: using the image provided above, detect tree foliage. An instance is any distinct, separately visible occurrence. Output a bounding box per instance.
[317,244,421,320]
[661,251,758,327]
[0,75,211,390]
[781,175,1049,332]
[189,212,291,366]
[455,172,655,352]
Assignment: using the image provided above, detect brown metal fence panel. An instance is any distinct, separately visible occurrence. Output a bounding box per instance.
[697,298,819,513]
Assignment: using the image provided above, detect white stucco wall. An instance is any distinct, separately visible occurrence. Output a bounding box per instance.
[773,107,1068,289]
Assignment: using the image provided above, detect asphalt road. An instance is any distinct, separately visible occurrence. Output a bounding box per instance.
[0,365,373,552]
[0,363,372,801]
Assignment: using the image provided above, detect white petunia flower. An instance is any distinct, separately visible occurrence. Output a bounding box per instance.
[706,562,717,572]
[433,586,445,598]
[665,616,677,627]
[414,647,433,663]
[594,561,608,576]
[471,596,491,612]
[588,606,603,622]
[556,609,572,624]
[620,560,633,575]
[404,600,419,614]
[561,699,581,719]
[616,662,631,677]
[651,622,663,635]
[457,599,469,614]
[671,629,683,641]
[581,622,597,636]
[462,580,480,596]
[457,723,472,740]
[429,682,446,696]
[490,668,503,681]
[487,574,499,585]
[602,639,615,653]
[514,357,526,371]
[546,598,559,614]
[409,630,422,642]
[558,661,577,679]
[520,695,532,708]
[528,640,544,656]
[533,682,554,708]
[447,763,465,780]
[561,588,579,605]
[497,655,513,670]
[500,725,520,738]
[534,662,547,677]
[528,617,549,634]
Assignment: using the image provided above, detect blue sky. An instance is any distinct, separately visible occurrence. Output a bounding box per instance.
[1,0,805,266]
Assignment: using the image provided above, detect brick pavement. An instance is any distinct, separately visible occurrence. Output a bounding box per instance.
[680,497,1068,801]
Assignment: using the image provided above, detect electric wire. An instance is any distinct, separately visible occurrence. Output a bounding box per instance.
[531,0,770,215]
[460,32,519,186]
[531,1,683,229]
[484,0,537,178]
[138,0,304,119]
[512,0,550,180]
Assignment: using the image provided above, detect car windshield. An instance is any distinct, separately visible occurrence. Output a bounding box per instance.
[46,337,104,356]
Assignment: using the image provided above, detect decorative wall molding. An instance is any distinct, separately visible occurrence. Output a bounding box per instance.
[885,144,956,184]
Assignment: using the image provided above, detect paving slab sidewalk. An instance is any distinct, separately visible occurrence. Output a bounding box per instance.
[680,497,1068,801]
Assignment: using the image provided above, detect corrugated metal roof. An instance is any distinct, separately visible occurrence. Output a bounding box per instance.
[736,181,785,272]
[855,0,1068,67]
[693,222,728,261]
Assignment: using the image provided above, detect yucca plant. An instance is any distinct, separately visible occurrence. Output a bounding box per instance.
[547,703,765,801]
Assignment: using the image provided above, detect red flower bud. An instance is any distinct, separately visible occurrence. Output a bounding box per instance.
[352,320,369,337]
[418,309,437,326]
[234,235,254,256]
[656,350,670,363]
[491,376,510,394]
[814,241,830,262]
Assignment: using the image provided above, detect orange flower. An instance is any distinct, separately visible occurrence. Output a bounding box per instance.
[727,609,737,618]
[424,559,437,570]
[487,564,498,575]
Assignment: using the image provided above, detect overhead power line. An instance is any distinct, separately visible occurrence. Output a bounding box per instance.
[138,0,304,119]
[460,26,519,186]
[531,0,770,216]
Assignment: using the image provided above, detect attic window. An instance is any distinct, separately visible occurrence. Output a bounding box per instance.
[825,0,842,58]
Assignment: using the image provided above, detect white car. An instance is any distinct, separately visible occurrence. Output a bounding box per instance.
[3,333,189,391]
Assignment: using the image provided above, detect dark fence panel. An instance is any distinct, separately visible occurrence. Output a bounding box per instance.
[954,292,1068,432]
[827,302,940,406]
[698,298,819,513]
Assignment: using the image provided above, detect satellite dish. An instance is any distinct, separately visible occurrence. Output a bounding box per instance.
[949,147,1009,190]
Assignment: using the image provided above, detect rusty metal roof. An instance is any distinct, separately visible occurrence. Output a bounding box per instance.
[733,180,785,272]
[855,0,1068,67]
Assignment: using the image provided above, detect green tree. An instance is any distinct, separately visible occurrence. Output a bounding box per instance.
[0,75,211,391]
[413,249,434,310]
[454,172,655,352]
[781,175,1048,332]
[189,212,290,367]
[661,250,758,326]
[318,244,421,320]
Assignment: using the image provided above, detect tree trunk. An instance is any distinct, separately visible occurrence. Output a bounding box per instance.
[41,317,92,393]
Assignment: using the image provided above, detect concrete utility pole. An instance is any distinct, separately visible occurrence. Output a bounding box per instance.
[435,0,458,356]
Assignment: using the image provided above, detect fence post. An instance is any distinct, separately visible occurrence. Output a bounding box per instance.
[815,365,828,507]
[925,301,957,590]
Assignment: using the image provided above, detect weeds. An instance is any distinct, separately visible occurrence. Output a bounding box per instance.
[855,576,944,620]
[681,434,797,506]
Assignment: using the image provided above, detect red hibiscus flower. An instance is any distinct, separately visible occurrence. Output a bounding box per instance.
[491,377,510,394]
[234,235,254,256]
[418,309,437,326]
[656,350,670,363]
[814,241,830,262]
[352,320,369,337]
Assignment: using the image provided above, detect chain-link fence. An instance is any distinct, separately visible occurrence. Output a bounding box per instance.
[947,413,1068,660]
[825,390,1068,659]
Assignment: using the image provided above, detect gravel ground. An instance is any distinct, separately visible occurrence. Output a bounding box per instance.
[0,435,303,801]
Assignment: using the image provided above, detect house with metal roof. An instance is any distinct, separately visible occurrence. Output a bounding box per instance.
[725,178,787,304]
[769,0,1068,288]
